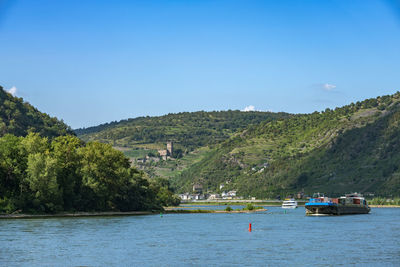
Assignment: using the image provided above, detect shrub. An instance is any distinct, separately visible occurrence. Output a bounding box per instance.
[245,203,254,210]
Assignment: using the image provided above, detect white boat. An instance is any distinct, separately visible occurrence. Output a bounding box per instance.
[282,198,298,209]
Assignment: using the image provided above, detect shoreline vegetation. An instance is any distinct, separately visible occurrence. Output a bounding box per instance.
[369,205,400,208]
[0,211,155,219]
[180,201,307,206]
[0,207,267,219]
[2,203,399,219]
[0,132,180,215]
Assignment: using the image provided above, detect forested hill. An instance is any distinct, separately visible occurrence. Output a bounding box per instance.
[0,86,73,138]
[174,93,400,197]
[75,111,291,151]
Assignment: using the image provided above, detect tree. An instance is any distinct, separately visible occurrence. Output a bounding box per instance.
[26,153,63,212]
[150,177,181,207]
[115,168,160,211]
[51,135,84,210]
[0,134,26,198]
[21,132,49,154]
[79,142,131,210]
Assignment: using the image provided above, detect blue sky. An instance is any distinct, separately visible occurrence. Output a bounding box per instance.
[1,0,400,128]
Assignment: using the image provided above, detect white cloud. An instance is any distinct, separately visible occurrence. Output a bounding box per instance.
[323,83,336,91]
[242,105,256,112]
[7,86,17,96]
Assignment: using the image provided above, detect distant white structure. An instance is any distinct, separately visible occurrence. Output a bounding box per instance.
[208,194,221,200]
[178,193,205,201]
[194,194,205,200]
[179,193,190,201]
[228,191,236,197]
[221,190,237,199]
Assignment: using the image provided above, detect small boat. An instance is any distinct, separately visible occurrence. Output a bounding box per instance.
[305,192,370,216]
[282,198,298,209]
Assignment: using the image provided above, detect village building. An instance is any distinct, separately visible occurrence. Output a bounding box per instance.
[221,190,237,199]
[158,149,168,160]
[208,193,221,200]
[228,190,237,197]
[192,183,203,194]
[179,193,191,201]
[193,194,205,200]
[178,193,205,201]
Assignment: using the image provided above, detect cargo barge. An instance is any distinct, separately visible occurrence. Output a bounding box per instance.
[305,193,370,216]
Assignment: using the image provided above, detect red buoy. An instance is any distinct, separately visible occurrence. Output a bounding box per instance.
[249,223,252,232]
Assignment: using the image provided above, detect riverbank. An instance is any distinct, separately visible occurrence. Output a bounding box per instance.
[164,208,267,213]
[181,200,307,206]
[369,205,400,208]
[0,208,268,219]
[0,211,156,219]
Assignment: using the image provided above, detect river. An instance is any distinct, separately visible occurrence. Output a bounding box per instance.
[1,207,399,266]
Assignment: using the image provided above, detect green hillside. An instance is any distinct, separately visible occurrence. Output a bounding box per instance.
[75,110,291,151]
[0,86,73,138]
[174,93,400,197]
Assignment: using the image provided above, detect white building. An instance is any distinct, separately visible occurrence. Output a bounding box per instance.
[208,194,221,200]
[228,191,237,197]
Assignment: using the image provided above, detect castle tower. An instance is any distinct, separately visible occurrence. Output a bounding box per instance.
[167,141,174,156]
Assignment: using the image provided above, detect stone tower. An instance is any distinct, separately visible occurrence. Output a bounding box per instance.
[167,141,174,156]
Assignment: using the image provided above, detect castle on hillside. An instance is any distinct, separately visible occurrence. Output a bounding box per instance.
[167,141,173,155]
[158,141,174,160]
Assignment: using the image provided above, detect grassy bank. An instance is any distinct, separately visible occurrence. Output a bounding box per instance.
[181,201,307,206]
[0,205,270,219]
[0,211,157,219]
[368,198,400,206]
[369,205,400,208]
[164,208,267,214]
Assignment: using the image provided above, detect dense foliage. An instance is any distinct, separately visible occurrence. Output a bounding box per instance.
[368,198,400,205]
[174,93,400,198]
[0,87,73,138]
[76,110,291,151]
[0,133,179,214]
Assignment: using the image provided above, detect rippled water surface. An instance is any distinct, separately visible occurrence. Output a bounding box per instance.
[1,207,399,266]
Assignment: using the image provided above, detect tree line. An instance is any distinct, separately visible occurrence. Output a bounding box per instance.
[76,110,291,151]
[0,133,179,214]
